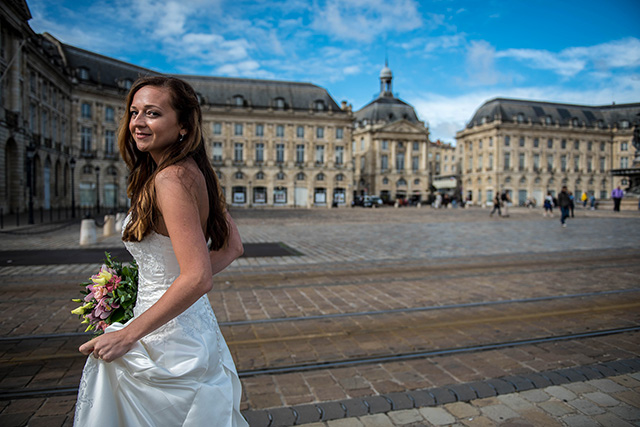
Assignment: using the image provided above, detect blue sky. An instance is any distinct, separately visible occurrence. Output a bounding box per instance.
[28,0,640,144]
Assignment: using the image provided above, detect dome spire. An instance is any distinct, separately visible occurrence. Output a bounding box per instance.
[379,59,393,98]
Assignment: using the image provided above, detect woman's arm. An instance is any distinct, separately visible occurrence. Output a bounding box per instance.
[79,165,213,362]
[209,211,243,275]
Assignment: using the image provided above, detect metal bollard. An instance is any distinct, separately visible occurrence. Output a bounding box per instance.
[79,218,97,246]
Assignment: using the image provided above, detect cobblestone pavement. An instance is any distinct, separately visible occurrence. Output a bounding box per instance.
[0,206,639,426]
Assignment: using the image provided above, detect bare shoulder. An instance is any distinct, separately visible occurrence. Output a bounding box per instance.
[154,159,204,195]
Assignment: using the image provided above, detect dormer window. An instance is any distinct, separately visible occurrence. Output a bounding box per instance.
[621,120,630,129]
[517,113,525,123]
[274,98,285,110]
[234,95,244,107]
[314,100,325,111]
[545,116,552,125]
[597,120,605,129]
[78,67,90,80]
[572,118,580,127]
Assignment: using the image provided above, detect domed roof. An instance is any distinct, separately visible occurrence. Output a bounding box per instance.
[354,96,420,124]
[380,66,393,79]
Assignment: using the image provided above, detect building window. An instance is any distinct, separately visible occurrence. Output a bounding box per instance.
[477,154,483,170]
[382,140,389,150]
[533,153,540,171]
[275,98,285,110]
[81,103,91,119]
[213,142,223,162]
[213,123,222,135]
[316,127,324,139]
[336,174,344,182]
[105,106,115,122]
[621,120,630,129]
[478,140,483,149]
[234,123,243,136]
[587,156,593,172]
[547,138,553,149]
[315,100,325,111]
[276,144,285,163]
[234,143,243,162]
[519,153,525,170]
[621,142,628,151]
[276,172,285,180]
[489,153,494,169]
[489,137,493,147]
[533,138,539,148]
[315,145,325,164]
[78,68,90,80]
[519,137,525,147]
[361,138,365,151]
[296,144,305,163]
[381,154,388,170]
[276,125,284,138]
[588,141,592,151]
[234,172,244,179]
[296,172,306,180]
[621,157,629,168]
[274,187,287,204]
[517,113,525,123]
[255,124,264,137]
[316,173,325,181]
[413,142,419,151]
[105,130,115,154]
[503,152,511,170]
[547,155,554,172]
[81,127,92,152]
[561,155,567,172]
[412,156,419,171]
[383,177,389,185]
[336,127,343,139]
[296,126,304,138]
[600,157,606,172]
[600,142,605,151]
[561,139,567,149]
[545,116,552,125]
[234,95,244,107]
[256,172,265,180]
[504,136,510,146]
[396,153,405,170]
[335,146,344,165]
[574,140,580,150]
[574,156,580,172]
[255,143,264,163]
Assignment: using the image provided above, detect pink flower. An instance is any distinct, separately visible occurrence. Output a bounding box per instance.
[97,321,108,331]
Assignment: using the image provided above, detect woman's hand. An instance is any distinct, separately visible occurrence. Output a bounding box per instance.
[79,329,135,363]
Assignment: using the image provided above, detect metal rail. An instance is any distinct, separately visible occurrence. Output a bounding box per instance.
[1,325,638,400]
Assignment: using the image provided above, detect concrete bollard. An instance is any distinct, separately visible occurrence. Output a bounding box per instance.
[394,201,399,208]
[417,202,421,209]
[79,219,97,246]
[103,215,115,237]
[115,212,125,233]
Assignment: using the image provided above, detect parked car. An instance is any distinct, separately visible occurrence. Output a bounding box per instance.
[363,196,383,208]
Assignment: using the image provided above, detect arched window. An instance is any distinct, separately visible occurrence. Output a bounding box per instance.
[517,113,525,123]
[274,98,285,110]
[235,171,244,179]
[335,174,344,182]
[383,177,389,185]
[256,171,265,180]
[234,95,244,107]
[316,173,325,181]
[276,172,285,180]
[296,172,305,181]
[397,178,407,187]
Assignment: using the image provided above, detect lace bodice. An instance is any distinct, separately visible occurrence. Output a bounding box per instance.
[122,219,218,344]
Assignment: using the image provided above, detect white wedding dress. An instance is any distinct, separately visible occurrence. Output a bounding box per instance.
[74,223,247,427]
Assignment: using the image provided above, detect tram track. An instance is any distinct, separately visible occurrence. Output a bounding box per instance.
[1,325,638,400]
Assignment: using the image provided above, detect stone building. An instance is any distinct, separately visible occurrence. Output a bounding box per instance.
[429,139,458,197]
[0,0,353,217]
[352,64,431,204]
[456,98,640,207]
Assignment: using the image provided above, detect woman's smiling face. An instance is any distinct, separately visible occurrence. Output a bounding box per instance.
[129,85,185,163]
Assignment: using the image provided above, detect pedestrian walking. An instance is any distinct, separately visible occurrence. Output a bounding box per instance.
[558,186,571,227]
[581,191,588,208]
[490,193,501,217]
[501,191,510,217]
[568,192,575,217]
[543,192,554,217]
[611,186,624,211]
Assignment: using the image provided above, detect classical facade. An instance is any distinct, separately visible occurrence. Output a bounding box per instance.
[352,65,431,203]
[429,140,458,196]
[456,98,640,206]
[0,0,353,217]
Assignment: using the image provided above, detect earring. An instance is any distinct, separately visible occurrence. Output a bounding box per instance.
[179,134,185,142]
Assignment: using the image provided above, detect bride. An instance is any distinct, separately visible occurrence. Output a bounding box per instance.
[74,76,248,426]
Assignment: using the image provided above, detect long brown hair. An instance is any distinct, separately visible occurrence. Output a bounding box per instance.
[119,76,229,250]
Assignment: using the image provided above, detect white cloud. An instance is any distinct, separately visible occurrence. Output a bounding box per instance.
[312,0,422,43]
[424,34,466,54]
[498,37,640,77]
[466,40,504,85]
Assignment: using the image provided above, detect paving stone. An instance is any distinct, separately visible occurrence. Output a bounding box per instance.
[418,407,456,426]
[588,378,628,393]
[541,371,571,386]
[591,363,619,377]
[406,389,435,408]
[497,394,535,412]
[328,418,364,427]
[611,390,640,407]
[479,404,520,423]
[318,401,347,421]
[362,395,392,414]
[563,414,600,427]
[447,384,477,402]
[466,381,497,399]
[387,409,423,425]
[501,375,535,392]
[609,403,640,421]
[340,399,369,417]
[575,366,604,380]
[383,392,414,410]
[521,373,552,389]
[359,414,394,427]
[555,368,588,383]
[607,361,634,375]
[611,374,640,389]
[567,398,606,415]
[268,407,297,427]
[459,415,496,427]
[429,387,457,405]
[444,402,480,419]
[583,391,621,407]
[292,404,322,425]
[563,382,597,395]
[537,400,575,417]
[593,412,635,427]
[543,385,577,402]
[485,379,516,395]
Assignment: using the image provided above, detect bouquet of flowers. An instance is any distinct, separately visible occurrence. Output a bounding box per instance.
[72,252,138,335]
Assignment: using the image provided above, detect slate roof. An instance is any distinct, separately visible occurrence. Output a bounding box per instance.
[354,96,420,125]
[467,98,640,129]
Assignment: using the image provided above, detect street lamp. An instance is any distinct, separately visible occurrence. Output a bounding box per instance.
[70,157,76,218]
[26,143,36,224]
[95,165,100,214]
